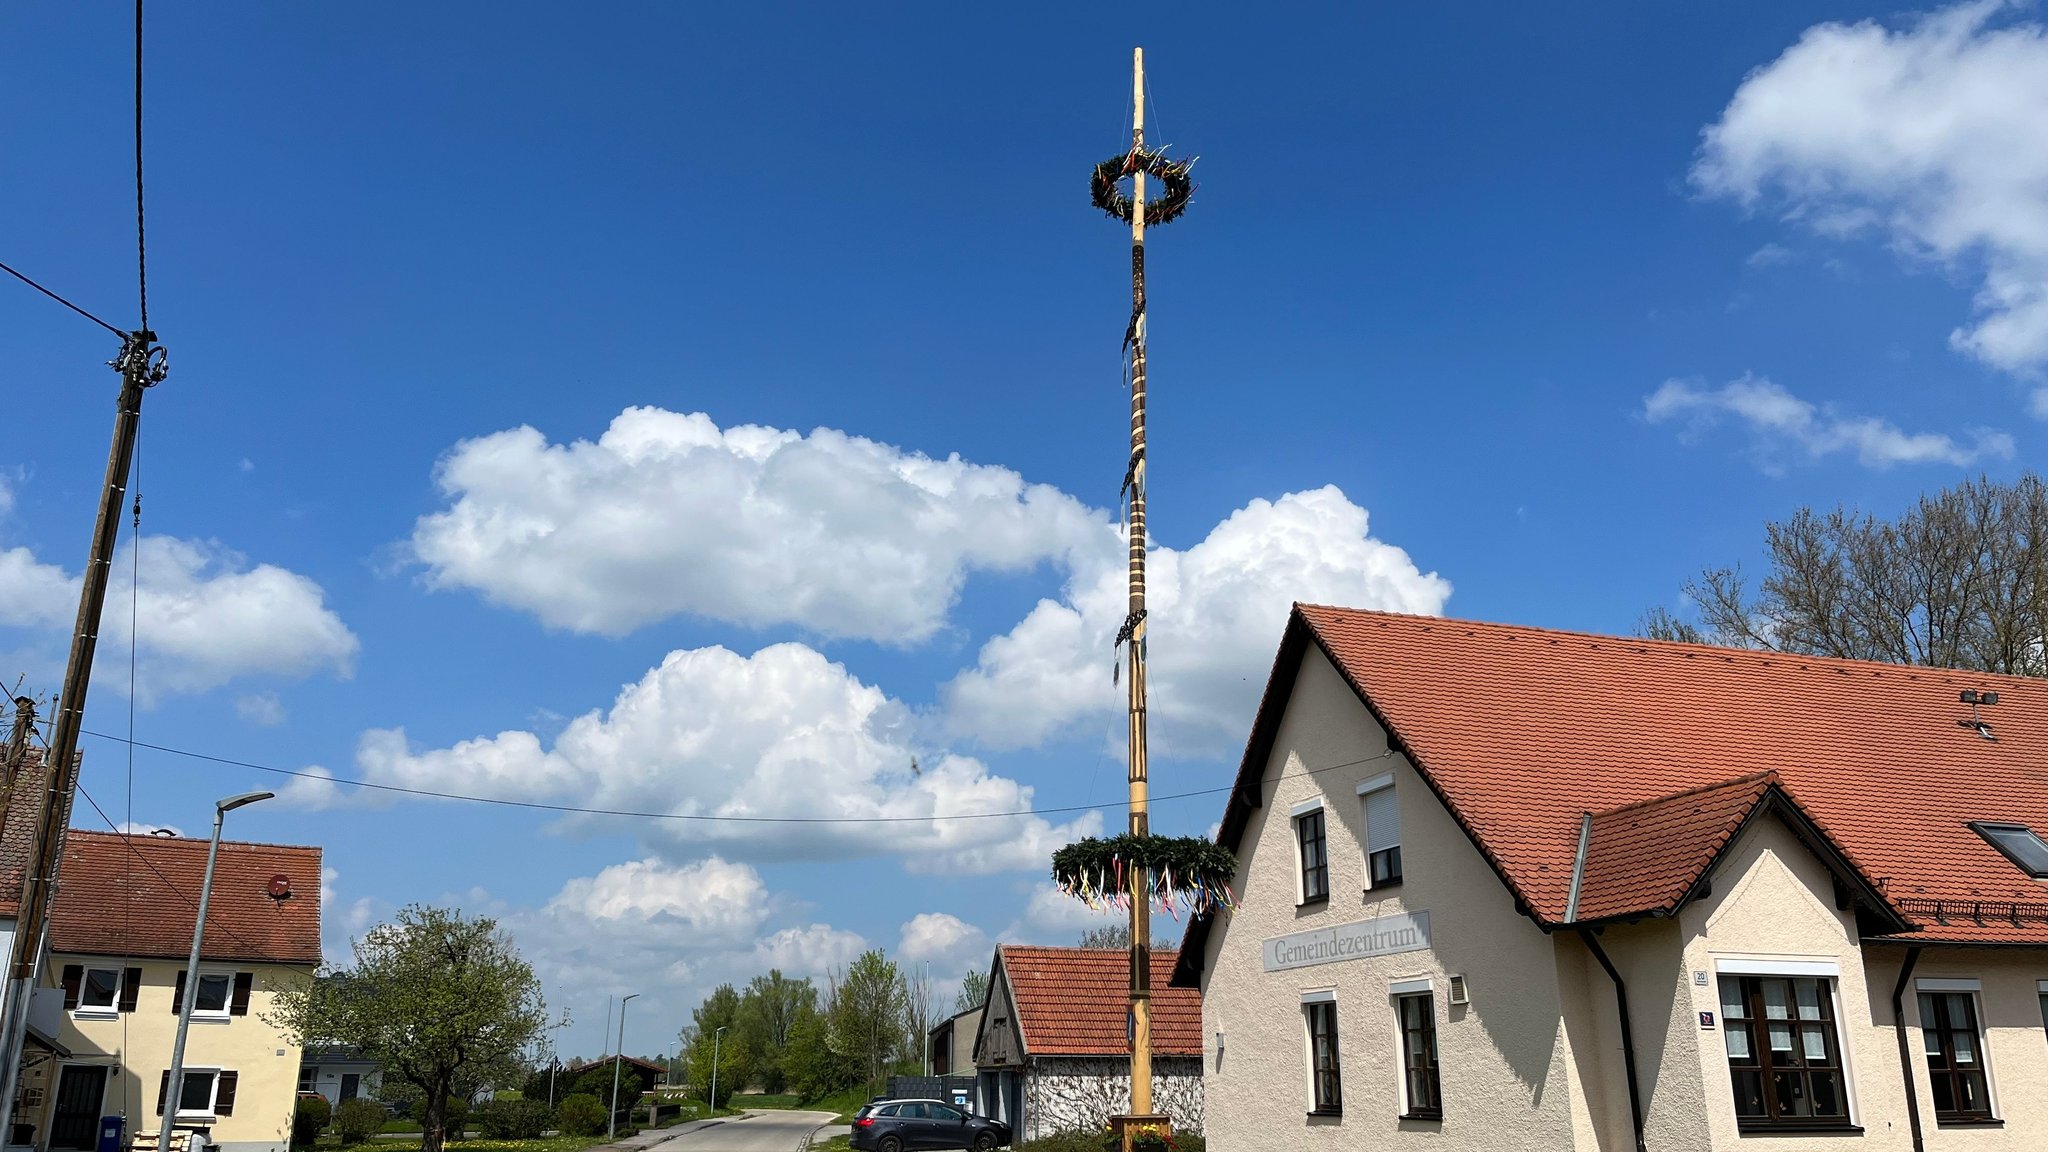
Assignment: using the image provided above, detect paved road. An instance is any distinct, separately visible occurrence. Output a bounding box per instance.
[644,1110,837,1152]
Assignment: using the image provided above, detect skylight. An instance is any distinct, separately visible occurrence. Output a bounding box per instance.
[1969,822,2048,879]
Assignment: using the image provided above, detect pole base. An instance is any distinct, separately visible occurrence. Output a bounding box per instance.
[1109,1114,1172,1151]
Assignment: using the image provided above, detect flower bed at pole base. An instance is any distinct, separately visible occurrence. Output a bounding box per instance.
[1051,835,1238,917]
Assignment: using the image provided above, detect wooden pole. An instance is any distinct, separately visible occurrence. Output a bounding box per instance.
[1125,44,1155,1126]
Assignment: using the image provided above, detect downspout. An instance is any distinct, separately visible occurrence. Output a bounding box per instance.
[1890,947,1924,1152]
[1578,929,1647,1152]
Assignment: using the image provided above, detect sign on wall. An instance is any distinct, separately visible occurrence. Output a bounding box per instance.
[1262,911,1432,972]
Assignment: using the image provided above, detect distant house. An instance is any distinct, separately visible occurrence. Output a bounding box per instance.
[296,1048,380,1108]
[971,945,1201,1141]
[927,1005,982,1077]
[28,829,320,1152]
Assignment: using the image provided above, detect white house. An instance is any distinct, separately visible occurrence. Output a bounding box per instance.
[1175,605,2048,1151]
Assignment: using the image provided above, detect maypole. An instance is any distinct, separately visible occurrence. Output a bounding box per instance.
[1050,48,1233,1152]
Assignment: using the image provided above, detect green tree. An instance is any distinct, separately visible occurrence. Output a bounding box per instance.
[686,984,754,1107]
[737,971,816,1094]
[783,1004,853,1100]
[268,906,553,1152]
[1077,924,1129,949]
[827,950,906,1096]
[954,969,988,1014]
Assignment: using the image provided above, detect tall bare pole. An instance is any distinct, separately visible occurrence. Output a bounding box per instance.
[1123,45,1155,1123]
[0,331,164,1143]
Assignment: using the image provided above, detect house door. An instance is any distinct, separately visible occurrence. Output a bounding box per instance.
[340,1075,360,1103]
[49,1066,108,1151]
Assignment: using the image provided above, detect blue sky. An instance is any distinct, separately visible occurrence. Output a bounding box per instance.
[4,1,2043,1057]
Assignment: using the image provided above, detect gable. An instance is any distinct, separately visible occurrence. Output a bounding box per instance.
[972,952,1025,1067]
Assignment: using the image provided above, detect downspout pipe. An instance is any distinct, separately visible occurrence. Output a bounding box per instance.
[1578,929,1647,1152]
[1890,947,1924,1152]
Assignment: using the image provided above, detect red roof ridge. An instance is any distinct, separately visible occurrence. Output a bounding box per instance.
[65,827,323,853]
[1587,771,1780,819]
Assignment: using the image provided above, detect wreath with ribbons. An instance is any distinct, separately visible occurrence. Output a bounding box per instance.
[1052,833,1239,918]
[1090,148,1196,227]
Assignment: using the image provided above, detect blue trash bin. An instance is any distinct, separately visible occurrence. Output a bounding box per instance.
[97,1115,124,1152]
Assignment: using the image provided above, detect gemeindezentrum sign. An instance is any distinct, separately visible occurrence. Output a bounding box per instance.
[1263,912,1432,972]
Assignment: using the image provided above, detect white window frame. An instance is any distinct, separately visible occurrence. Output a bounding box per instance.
[1713,959,1861,1126]
[1914,979,2001,1121]
[73,966,123,1016]
[188,971,234,1020]
[1299,989,1341,1115]
[1357,773,1400,890]
[1389,982,1441,1119]
[170,1066,222,1119]
[1291,798,1329,905]
[297,1065,317,1094]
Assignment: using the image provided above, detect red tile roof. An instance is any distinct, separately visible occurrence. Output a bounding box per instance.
[1200,607,2048,955]
[998,945,1200,1057]
[50,830,322,966]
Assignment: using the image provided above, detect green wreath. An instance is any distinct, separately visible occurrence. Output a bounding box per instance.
[1052,833,1238,916]
[1090,148,1196,227]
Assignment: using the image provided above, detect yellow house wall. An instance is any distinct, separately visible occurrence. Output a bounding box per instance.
[39,955,307,1152]
[1197,646,1599,1151]
[1885,948,2048,1149]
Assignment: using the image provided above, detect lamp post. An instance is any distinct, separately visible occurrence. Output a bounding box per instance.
[158,791,273,1152]
[608,993,639,1139]
[709,1026,728,1116]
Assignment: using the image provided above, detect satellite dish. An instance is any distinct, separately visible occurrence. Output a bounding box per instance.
[267,874,293,901]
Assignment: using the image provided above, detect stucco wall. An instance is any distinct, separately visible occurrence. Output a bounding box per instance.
[42,956,307,1152]
[1883,947,2048,1149]
[1198,646,1587,1151]
[1021,1057,1201,1141]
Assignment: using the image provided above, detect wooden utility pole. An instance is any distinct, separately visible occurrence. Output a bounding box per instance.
[0,695,34,811]
[1123,44,1155,1127]
[0,330,163,1142]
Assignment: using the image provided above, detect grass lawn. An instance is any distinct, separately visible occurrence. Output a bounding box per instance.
[729,1093,801,1110]
[801,1085,873,1123]
[812,1136,850,1151]
[357,1138,608,1152]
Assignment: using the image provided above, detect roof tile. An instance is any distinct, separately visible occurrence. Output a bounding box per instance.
[50,830,322,965]
[999,946,1199,1057]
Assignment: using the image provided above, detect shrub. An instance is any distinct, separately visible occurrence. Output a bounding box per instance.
[475,1098,552,1139]
[440,1096,472,1140]
[556,1094,608,1137]
[335,1099,388,1146]
[292,1095,331,1148]
[377,1083,423,1120]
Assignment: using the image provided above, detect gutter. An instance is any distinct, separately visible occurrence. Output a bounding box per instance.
[1578,929,1647,1152]
[1890,947,1924,1152]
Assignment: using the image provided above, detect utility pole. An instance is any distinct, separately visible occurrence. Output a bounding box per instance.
[0,695,34,814]
[1122,47,1156,1127]
[0,329,166,1144]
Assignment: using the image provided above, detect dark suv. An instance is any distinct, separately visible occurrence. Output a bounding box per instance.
[850,1099,1009,1152]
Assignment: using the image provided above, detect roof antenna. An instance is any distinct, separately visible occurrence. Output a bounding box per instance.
[1959,689,1999,741]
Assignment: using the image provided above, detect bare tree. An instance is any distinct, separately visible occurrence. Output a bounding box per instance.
[1642,474,2048,675]
[1077,924,1130,950]
[903,963,933,1069]
[954,969,989,1014]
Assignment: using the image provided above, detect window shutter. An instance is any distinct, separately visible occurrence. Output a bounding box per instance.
[120,967,143,1012]
[171,970,186,1014]
[230,972,254,1016]
[1365,786,1400,852]
[157,1070,170,1116]
[214,1072,238,1116]
[61,965,83,1010]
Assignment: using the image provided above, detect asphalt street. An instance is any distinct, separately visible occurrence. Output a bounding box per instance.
[650,1110,838,1152]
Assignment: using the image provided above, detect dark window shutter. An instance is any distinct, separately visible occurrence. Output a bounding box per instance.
[214,1072,238,1116]
[61,965,82,1010]
[120,968,143,1013]
[157,1070,170,1115]
[230,972,253,1016]
[171,970,186,1014]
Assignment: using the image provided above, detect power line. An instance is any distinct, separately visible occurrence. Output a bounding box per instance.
[72,782,268,959]
[0,260,127,338]
[78,728,1398,826]
[133,0,150,332]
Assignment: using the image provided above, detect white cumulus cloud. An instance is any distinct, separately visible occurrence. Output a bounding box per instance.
[410,407,1101,643]
[352,642,1099,873]
[943,486,1450,758]
[1695,1,2048,376]
[1643,375,2012,469]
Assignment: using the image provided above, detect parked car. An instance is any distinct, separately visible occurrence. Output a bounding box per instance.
[850,1099,1009,1152]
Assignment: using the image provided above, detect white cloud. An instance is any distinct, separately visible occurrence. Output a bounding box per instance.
[1643,375,2013,469]
[1695,1,2048,375]
[943,486,1450,758]
[547,856,771,943]
[236,692,286,726]
[1746,243,1797,268]
[897,912,989,969]
[0,534,357,701]
[753,925,870,978]
[410,408,1101,643]
[354,642,1099,873]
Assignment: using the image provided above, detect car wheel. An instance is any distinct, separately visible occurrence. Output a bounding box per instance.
[972,1132,997,1152]
[878,1137,903,1152]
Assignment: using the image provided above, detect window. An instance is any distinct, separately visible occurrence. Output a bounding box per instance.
[61,965,139,1015]
[1920,991,1995,1123]
[1296,808,1329,904]
[1361,777,1402,888]
[156,1069,237,1118]
[1397,993,1441,1120]
[1969,822,2048,878]
[191,974,232,1016]
[173,971,250,1017]
[1304,1000,1341,1115]
[1719,975,1848,1128]
[297,1067,316,1094]
[78,968,120,1012]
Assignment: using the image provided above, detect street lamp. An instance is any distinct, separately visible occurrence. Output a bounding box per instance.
[608,993,639,1139]
[158,791,273,1152]
[709,1026,728,1116]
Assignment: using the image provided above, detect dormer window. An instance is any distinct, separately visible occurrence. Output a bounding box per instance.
[1969,822,2048,879]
